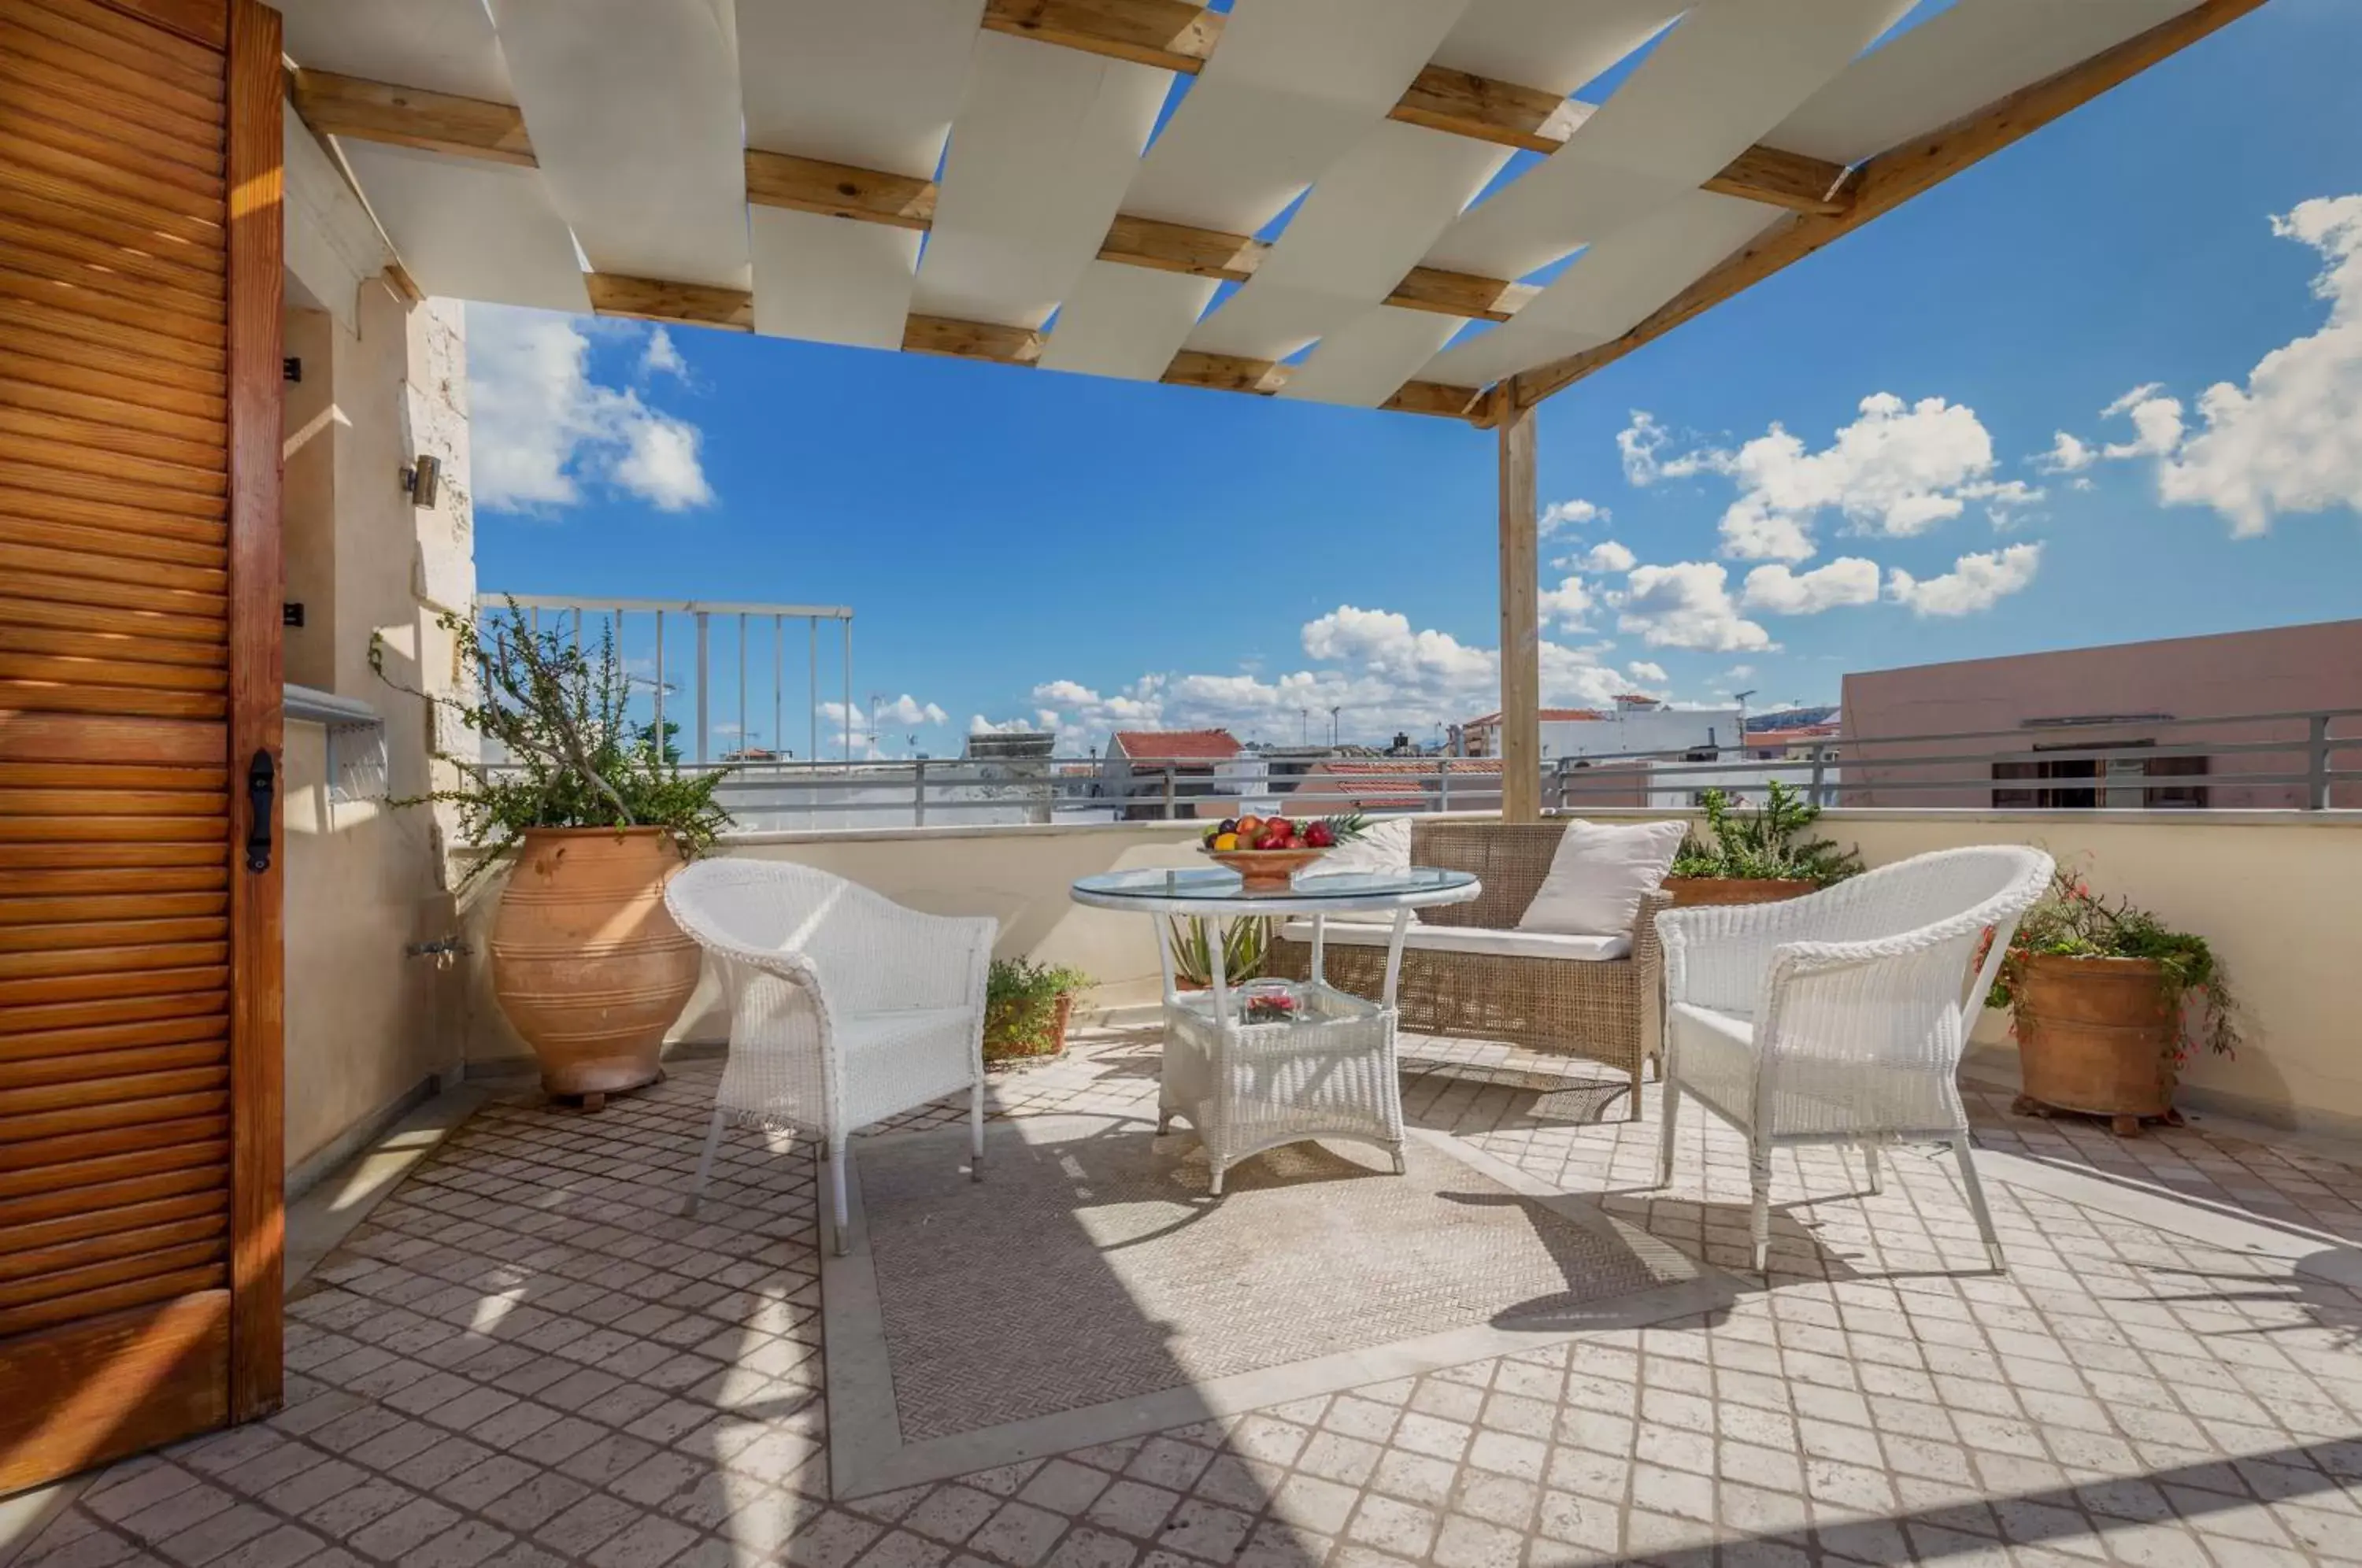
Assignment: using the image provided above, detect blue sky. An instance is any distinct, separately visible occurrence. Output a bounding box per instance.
[465,0,2360,757]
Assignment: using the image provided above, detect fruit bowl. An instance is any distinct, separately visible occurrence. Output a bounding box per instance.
[1201,845,1329,890]
[1198,812,1364,890]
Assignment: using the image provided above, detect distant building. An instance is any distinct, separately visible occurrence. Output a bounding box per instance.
[1462,697,1742,765]
[1841,619,2362,809]
[962,730,1057,763]
[1279,759,1505,816]
[1103,729,1275,819]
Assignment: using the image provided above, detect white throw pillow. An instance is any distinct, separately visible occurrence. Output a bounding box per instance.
[1516,818,1686,937]
[1306,816,1414,923]
[1315,816,1412,877]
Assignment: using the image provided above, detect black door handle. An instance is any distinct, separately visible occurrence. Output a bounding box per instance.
[245,749,276,873]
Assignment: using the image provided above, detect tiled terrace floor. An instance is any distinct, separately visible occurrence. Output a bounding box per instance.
[14,1032,2362,1568]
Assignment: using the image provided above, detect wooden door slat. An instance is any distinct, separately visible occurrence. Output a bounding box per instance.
[0,1241,228,1313]
[0,941,231,986]
[0,1292,228,1492]
[0,1086,231,1144]
[0,460,229,523]
[0,257,227,350]
[0,318,228,408]
[0,965,231,1011]
[0,540,226,595]
[0,1165,227,1230]
[0,1115,228,1178]
[0,1039,225,1089]
[0,790,227,819]
[0,627,230,672]
[0,15,222,125]
[0,374,226,453]
[0,1263,228,1341]
[0,656,231,698]
[0,1212,228,1282]
[0,916,227,953]
[0,410,229,492]
[0,45,224,157]
[0,1012,226,1062]
[0,595,228,648]
[0,682,228,721]
[0,298,225,386]
[0,1136,228,1198]
[0,138,226,250]
[0,761,228,790]
[13,0,227,92]
[0,568,227,621]
[0,87,224,194]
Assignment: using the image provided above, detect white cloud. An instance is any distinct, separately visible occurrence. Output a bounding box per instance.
[639,327,689,381]
[1738,557,1882,615]
[2159,196,2362,534]
[1622,395,2019,561]
[1612,564,1775,653]
[1618,411,1733,486]
[969,715,1038,735]
[1538,575,1597,630]
[1627,660,1669,684]
[1885,542,2043,617]
[2038,198,2362,538]
[2034,431,2097,474]
[467,305,713,513]
[1575,539,1636,573]
[1540,497,1609,533]
[817,694,949,756]
[1024,604,1633,751]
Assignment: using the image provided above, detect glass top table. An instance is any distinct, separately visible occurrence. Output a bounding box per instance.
[1069,865,1479,919]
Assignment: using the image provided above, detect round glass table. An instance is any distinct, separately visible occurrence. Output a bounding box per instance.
[1069,865,1481,1193]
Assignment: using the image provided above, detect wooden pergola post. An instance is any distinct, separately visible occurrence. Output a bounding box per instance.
[1495,380,1539,822]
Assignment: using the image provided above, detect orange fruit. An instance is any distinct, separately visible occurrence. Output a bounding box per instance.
[1211,831,1240,850]
[1236,815,1263,837]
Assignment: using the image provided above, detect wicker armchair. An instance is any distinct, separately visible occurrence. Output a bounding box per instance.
[1268,820,1668,1115]
[664,860,996,1254]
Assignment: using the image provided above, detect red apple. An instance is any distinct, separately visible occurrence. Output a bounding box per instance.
[1303,821,1336,849]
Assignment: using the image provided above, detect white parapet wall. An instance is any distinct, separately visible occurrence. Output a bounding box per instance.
[450,810,2362,1135]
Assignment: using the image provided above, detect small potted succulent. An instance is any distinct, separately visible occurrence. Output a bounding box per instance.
[1988,865,2238,1136]
[1167,915,1275,990]
[1664,782,1862,906]
[983,958,1092,1066]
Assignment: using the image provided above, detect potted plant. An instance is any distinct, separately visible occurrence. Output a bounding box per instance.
[983,959,1091,1065]
[1167,915,1275,989]
[376,604,730,1109]
[1988,866,2238,1136]
[1664,782,1863,906]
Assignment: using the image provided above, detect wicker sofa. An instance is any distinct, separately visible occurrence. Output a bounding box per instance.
[1267,820,1668,1113]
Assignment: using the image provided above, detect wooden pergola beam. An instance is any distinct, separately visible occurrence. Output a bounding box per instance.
[289,68,535,167]
[1162,350,1286,396]
[744,150,936,229]
[1494,379,1540,823]
[1509,0,2271,410]
[1099,214,1268,282]
[902,315,1046,365]
[1387,267,1539,326]
[979,0,1222,74]
[585,274,753,332]
[1388,66,1590,157]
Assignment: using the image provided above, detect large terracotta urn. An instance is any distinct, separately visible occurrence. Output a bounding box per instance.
[491,827,701,1106]
[2011,952,2176,1135]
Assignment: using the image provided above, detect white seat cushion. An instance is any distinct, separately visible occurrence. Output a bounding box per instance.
[1668,1001,1968,1137]
[837,1005,979,1126]
[1281,919,1630,962]
[1517,818,1686,937]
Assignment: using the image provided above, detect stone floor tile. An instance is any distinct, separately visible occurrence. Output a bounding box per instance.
[1345,1495,1438,1559]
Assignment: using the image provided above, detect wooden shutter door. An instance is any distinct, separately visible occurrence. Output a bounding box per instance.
[0,0,283,1492]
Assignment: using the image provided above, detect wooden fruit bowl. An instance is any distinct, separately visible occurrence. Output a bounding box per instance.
[1201,846,1329,890]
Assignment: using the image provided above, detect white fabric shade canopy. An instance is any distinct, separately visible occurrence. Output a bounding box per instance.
[276,0,2241,420]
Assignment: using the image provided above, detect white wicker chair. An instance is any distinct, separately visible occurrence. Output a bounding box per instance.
[1652,845,2053,1274]
[663,860,996,1254]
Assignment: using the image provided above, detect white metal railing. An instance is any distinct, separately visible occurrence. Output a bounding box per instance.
[682,707,2362,831]
[479,594,855,764]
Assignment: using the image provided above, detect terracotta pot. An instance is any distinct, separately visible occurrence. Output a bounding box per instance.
[1663,876,1820,908]
[2013,953,2177,1124]
[984,993,1075,1065]
[491,827,701,1102]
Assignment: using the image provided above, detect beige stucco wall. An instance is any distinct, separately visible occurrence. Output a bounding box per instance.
[279,111,477,1180]
[450,810,2362,1133]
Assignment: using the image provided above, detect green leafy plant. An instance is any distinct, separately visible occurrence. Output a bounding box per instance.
[1984,864,2239,1063]
[983,958,1091,1063]
[1670,782,1863,886]
[373,601,731,886]
[1167,915,1275,987]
